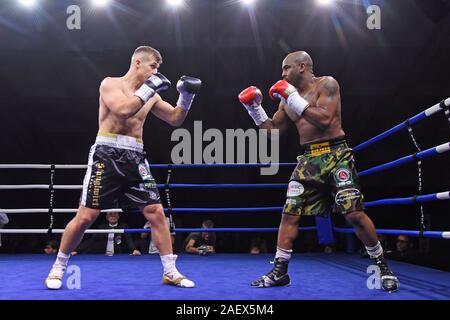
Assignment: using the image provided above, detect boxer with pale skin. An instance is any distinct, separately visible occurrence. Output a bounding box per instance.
[46,46,201,289]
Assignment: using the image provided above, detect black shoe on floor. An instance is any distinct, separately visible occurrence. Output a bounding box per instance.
[251,258,291,288]
[372,257,400,293]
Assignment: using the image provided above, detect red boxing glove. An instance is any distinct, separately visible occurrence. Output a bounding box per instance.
[238,86,268,126]
[269,80,297,101]
[238,86,262,107]
[269,80,309,119]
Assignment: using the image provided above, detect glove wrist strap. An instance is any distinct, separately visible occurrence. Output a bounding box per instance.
[247,105,268,126]
[134,84,155,104]
[286,91,309,117]
[177,93,195,111]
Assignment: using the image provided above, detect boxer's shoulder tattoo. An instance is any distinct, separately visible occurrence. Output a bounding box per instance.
[325,77,338,96]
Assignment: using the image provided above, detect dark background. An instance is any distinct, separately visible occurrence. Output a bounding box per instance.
[0,0,449,268]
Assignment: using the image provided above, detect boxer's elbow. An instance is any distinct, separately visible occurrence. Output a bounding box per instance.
[169,109,187,127]
[109,102,132,119]
[170,117,184,127]
[116,97,143,119]
[309,113,332,131]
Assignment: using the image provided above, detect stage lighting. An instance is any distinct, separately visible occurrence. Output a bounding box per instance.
[242,0,256,6]
[167,0,184,7]
[317,0,335,6]
[18,0,37,8]
[92,0,110,7]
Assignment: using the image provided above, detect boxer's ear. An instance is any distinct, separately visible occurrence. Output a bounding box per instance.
[298,63,307,73]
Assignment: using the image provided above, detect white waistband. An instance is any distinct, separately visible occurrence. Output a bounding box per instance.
[95,135,144,152]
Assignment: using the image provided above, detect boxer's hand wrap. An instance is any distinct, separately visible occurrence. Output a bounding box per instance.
[238,86,269,126]
[176,75,202,110]
[269,80,310,118]
[134,72,171,104]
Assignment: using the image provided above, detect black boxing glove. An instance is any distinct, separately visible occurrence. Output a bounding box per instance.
[134,72,171,104]
[176,75,202,110]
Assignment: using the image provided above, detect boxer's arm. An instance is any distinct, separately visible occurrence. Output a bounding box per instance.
[100,78,145,119]
[302,77,339,130]
[259,102,292,137]
[151,94,189,127]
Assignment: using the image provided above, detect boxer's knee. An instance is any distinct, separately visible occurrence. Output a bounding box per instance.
[143,204,165,223]
[75,207,99,228]
[345,210,366,228]
[281,213,301,227]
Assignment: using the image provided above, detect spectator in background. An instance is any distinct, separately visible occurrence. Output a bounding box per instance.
[183,220,216,255]
[44,240,59,255]
[385,235,419,263]
[72,212,140,256]
[0,212,9,248]
[249,237,268,255]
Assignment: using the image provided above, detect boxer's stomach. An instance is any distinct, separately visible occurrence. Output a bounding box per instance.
[98,107,147,141]
[295,116,345,145]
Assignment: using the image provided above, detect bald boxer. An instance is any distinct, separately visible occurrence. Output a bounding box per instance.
[239,51,399,292]
[46,46,201,289]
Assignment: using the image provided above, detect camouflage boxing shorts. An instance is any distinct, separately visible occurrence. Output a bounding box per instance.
[282,136,365,216]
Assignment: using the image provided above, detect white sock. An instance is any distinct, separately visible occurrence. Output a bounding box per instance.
[275,246,292,262]
[53,251,70,270]
[160,254,181,277]
[365,241,383,259]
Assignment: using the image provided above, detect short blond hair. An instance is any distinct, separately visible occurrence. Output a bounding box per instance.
[132,46,162,64]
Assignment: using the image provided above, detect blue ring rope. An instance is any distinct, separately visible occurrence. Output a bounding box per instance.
[121,227,448,239]
[353,98,449,152]
[124,227,317,233]
[333,227,448,239]
[124,191,449,214]
[359,142,449,177]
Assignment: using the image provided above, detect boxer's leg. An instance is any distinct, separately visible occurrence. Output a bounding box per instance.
[333,146,399,292]
[345,211,399,292]
[127,156,194,288]
[45,206,100,290]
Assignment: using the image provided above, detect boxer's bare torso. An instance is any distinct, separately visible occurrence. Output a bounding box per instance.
[282,76,345,145]
[98,77,158,140]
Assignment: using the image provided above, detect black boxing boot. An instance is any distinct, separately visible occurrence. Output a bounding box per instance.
[251,258,290,288]
[372,256,399,292]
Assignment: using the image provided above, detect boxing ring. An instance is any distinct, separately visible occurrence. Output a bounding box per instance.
[1,98,450,300]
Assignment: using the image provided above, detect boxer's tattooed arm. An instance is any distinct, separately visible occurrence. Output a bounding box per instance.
[325,78,337,96]
[303,77,340,130]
